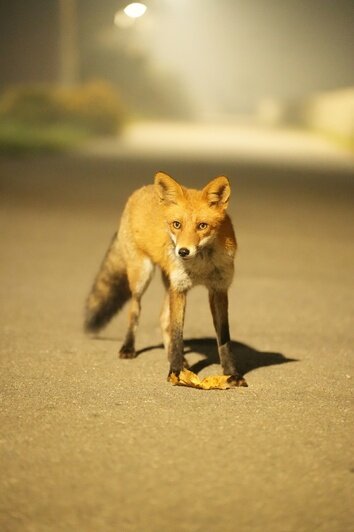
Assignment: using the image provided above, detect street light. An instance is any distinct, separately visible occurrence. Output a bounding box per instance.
[114,2,147,28]
[123,3,147,19]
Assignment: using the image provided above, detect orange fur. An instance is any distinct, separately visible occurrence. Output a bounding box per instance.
[85,172,246,385]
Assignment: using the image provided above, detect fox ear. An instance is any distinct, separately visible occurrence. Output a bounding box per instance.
[154,171,184,205]
[202,176,230,208]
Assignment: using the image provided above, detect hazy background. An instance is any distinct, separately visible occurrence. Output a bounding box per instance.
[1,0,353,126]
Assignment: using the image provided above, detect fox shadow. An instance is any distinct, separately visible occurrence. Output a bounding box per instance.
[136,337,296,376]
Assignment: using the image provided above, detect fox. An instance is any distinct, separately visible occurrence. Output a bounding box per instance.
[84,172,247,387]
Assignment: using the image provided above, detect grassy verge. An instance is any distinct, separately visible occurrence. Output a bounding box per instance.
[0,82,127,155]
[0,120,91,155]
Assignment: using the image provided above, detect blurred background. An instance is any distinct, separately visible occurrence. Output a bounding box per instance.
[0,0,354,153]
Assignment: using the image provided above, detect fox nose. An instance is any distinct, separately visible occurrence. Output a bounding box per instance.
[178,247,190,258]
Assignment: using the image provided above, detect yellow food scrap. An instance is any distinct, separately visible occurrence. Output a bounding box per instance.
[168,368,247,390]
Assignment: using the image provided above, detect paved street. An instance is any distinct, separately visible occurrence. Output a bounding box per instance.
[1,124,353,531]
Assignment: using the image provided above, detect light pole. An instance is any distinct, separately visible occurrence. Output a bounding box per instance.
[58,0,79,86]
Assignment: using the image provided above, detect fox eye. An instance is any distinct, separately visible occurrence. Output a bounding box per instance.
[198,222,208,230]
[172,221,181,229]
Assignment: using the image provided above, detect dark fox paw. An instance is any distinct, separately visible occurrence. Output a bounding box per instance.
[167,369,181,382]
[119,345,137,359]
[227,374,248,387]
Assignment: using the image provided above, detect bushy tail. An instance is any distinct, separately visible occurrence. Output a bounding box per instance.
[84,233,131,333]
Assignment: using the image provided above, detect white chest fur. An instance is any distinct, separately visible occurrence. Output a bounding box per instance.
[169,246,234,292]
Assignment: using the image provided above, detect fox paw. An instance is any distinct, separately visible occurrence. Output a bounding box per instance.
[119,345,137,359]
[167,370,182,383]
[227,374,248,387]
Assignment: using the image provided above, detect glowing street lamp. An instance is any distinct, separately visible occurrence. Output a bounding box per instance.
[123,3,147,19]
[114,2,147,28]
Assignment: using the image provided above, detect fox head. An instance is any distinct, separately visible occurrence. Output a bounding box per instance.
[155,171,231,260]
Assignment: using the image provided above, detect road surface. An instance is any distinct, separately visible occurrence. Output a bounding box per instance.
[1,124,353,531]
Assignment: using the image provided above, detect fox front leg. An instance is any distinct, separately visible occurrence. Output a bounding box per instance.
[209,290,247,387]
[167,289,187,377]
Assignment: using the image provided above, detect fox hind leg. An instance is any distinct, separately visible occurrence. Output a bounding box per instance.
[119,256,154,359]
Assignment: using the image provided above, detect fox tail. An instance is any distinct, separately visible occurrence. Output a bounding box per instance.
[84,233,131,333]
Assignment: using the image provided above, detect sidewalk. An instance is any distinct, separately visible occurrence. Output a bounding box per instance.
[81,121,354,172]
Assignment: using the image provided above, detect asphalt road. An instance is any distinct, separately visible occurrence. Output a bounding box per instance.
[1,129,354,532]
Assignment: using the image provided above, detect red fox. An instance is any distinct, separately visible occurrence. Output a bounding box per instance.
[85,172,247,386]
